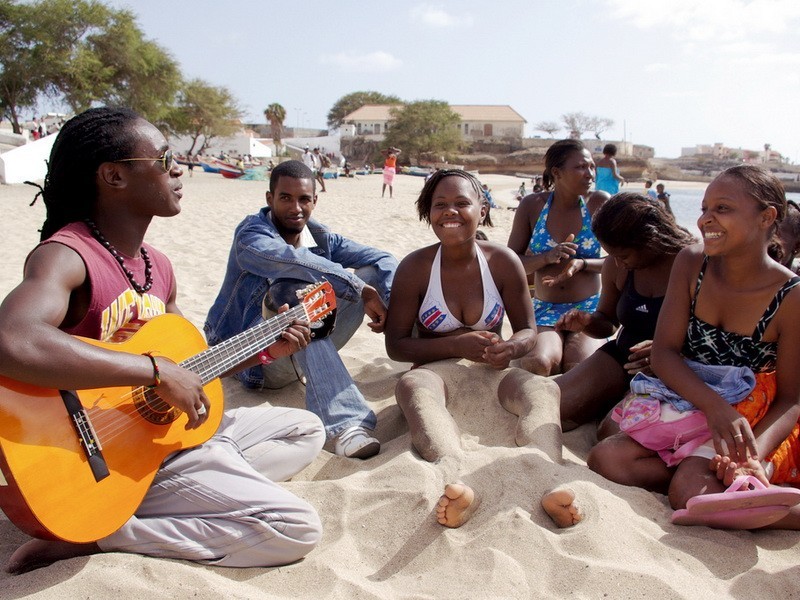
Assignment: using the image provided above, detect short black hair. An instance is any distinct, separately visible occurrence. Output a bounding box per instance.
[269,160,315,194]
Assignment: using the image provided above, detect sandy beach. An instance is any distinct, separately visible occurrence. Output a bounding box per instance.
[1,171,797,599]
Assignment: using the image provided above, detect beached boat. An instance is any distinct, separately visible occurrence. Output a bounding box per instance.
[200,162,221,174]
[403,166,432,177]
[218,164,245,179]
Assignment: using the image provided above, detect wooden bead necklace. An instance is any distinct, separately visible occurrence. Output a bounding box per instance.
[84,219,153,293]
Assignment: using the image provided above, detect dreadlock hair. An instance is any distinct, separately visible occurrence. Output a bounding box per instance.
[415,169,491,226]
[542,139,586,190]
[38,107,142,241]
[592,193,696,255]
[768,200,800,264]
[269,159,315,195]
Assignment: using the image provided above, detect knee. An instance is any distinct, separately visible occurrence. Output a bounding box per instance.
[273,503,323,565]
[519,351,559,377]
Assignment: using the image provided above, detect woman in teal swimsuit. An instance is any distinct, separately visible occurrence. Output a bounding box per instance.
[508,139,609,376]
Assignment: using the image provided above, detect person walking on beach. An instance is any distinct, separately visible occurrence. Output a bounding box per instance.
[0,107,324,574]
[205,160,398,459]
[381,146,401,198]
[595,144,625,195]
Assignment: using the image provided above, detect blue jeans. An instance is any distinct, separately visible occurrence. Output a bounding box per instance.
[259,266,380,438]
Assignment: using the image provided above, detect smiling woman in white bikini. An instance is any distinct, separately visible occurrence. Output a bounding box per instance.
[385,169,580,530]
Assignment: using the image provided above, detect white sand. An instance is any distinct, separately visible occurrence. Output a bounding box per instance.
[0,172,796,599]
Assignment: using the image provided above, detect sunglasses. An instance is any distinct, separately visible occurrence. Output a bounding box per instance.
[116,149,174,172]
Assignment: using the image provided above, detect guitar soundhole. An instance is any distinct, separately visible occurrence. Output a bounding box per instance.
[133,388,181,425]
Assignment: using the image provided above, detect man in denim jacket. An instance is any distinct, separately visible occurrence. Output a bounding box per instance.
[205,160,397,459]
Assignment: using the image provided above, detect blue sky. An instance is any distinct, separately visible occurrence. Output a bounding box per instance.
[103,0,800,160]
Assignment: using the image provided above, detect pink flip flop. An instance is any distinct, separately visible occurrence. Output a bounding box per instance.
[671,475,800,529]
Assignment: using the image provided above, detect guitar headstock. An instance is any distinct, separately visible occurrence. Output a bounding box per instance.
[297,281,336,324]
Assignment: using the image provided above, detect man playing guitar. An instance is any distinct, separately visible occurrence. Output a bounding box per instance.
[0,108,324,574]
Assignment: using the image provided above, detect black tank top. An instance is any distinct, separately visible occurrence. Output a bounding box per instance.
[615,270,664,356]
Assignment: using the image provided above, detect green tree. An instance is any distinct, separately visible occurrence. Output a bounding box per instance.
[264,103,286,151]
[383,100,461,163]
[166,79,242,155]
[327,90,402,129]
[63,8,180,123]
[0,0,107,133]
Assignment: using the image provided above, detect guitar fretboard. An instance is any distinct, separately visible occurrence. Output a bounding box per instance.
[182,304,308,383]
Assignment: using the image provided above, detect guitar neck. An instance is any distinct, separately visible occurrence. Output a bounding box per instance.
[183,304,307,384]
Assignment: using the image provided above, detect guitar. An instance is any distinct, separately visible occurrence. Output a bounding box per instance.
[0,281,335,543]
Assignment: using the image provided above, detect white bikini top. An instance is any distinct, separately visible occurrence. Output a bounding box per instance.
[418,245,505,333]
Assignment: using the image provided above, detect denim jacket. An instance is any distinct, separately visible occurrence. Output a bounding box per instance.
[630,359,756,412]
[204,207,397,382]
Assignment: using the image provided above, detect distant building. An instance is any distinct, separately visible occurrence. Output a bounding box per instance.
[681,142,784,164]
[340,104,526,141]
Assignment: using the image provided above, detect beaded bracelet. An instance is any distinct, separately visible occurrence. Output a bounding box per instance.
[143,352,161,388]
[258,348,275,365]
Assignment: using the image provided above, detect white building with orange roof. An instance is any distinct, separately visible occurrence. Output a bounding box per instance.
[340,104,526,141]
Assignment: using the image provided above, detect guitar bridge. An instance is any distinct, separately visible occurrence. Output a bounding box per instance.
[60,390,110,482]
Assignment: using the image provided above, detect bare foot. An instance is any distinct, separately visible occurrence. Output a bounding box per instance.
[436,483,476,528]
[541,487,582,528]
[6,539,100,574]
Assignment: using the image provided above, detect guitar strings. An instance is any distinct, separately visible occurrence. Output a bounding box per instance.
[83,299,329,444]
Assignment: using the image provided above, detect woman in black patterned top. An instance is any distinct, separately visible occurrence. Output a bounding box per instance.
[589,166,800,530]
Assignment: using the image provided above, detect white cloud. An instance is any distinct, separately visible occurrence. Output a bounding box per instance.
[644,62,671,72]
[410,4,474,27]
[606,0,800,42]
[320,51,403,73]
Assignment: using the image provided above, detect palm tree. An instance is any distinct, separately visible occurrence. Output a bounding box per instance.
[264,103,286,153]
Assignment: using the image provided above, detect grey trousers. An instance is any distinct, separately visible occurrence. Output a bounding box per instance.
[98,406,325,567]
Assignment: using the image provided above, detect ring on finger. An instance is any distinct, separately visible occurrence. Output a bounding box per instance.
[196,405,207,416]
[733,433,743,440]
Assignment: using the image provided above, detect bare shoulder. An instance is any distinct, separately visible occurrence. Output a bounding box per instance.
[23,242,87,288]
[586,190,610,214]
[396,244,438,279]
[479,240,521,264]
[517,191,549,215]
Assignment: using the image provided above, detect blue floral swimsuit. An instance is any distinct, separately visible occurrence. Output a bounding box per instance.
[529,192,602,327]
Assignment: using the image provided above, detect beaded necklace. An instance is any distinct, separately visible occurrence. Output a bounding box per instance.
[84,219,153,293]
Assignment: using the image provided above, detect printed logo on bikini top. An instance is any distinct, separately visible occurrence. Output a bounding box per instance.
[635,304,649,313]
[100,289,166,342]
[421,305,447,330]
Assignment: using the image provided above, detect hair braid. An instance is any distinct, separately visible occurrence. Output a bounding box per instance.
[39,107,141,240]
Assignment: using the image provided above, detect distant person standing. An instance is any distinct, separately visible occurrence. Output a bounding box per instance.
[301,147,315,171]
[533,176,544,193]
[644,179,658,200]
[595,144,625,195]
[517,181,527,201]
[381,146,401,198]
[187,154,195,178]
[656,183,673,216]
[313,147,329,193]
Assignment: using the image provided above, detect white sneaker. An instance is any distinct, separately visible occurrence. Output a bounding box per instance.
[334,426,380,459]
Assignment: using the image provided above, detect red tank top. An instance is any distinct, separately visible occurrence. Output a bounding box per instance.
[384,155,397,168]
[38,222,176,341]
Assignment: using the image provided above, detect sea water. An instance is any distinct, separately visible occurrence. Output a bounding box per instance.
[665,186,800,237]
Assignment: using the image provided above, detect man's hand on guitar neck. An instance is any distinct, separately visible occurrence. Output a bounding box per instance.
[263,304,311,360]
